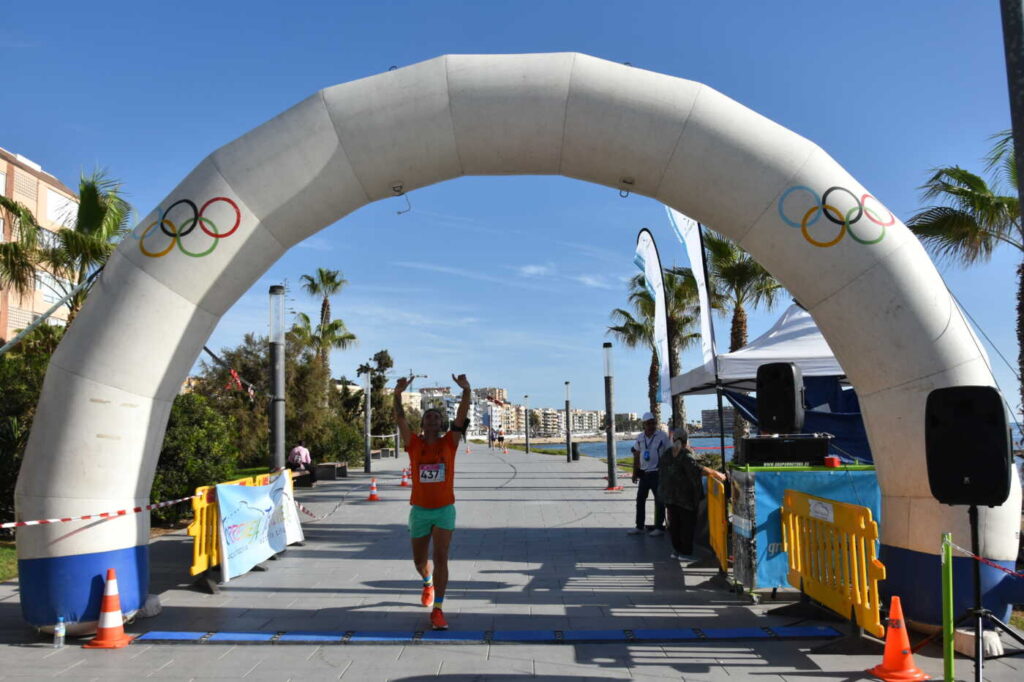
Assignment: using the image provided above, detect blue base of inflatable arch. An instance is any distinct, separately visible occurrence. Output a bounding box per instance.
[881,544,1018,626]
[19,545,148,626]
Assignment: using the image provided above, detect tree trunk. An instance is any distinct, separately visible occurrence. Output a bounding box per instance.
[667,322,685,429]
[731,304,751,442]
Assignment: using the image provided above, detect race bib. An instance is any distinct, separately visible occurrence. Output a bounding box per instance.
[643,449,650,462]
[419,463,446,483]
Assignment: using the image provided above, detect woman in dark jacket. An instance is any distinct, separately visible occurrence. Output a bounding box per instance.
[658,427,726,560]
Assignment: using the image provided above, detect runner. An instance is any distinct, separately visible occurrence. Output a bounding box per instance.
[394,372,472,631]
[497,428,505,449]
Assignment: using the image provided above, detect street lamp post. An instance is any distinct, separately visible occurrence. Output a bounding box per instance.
[357,362,373,474]
[603,342,620,490]
[524,395,530,454]
[565,381,572,463]
[268,285,286,471]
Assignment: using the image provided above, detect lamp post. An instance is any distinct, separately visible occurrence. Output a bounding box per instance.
[603,342,620,490]
[357,362,373,473]
[268,285,286,471]
[565,381,572,463]
[524,395,530,454]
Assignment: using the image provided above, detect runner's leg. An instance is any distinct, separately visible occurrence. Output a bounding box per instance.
[430,526,453,602]
[411,534,432,579]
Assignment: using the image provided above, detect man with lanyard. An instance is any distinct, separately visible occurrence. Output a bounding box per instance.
[629,412,669,536]
[394,373,471,631]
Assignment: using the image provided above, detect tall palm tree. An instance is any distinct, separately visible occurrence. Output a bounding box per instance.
[608,269,702,428]
[0,170,131,327]
[299,268,349,371]
[702,231,783,439]
[288,313,357,361]
[907,130,1023,412]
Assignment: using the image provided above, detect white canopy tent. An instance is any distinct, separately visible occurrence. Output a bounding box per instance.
[670,303,847,396]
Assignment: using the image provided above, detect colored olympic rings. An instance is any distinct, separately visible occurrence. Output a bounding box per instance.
[137,196,241,258]
[777,185,894,248]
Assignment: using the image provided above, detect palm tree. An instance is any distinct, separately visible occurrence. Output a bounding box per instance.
[608,269,702,428]
[299,268,349,371]
[702,231,783,439]
[907,130,1023,413]
[0,170,131,327]
[288,313,357,361]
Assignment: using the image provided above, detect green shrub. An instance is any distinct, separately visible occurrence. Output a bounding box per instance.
[151,393,238,524]
[317,419,364,468]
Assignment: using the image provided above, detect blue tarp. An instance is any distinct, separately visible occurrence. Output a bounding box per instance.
[724,376,872,463]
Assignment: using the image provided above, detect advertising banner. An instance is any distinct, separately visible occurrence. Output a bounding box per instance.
[216,471,303,581]
[634,228,671,407]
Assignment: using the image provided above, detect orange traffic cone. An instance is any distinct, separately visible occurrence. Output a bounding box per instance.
[367,478,381,501]
[400,468,411,487]
[503,446,508,454]
[868,596,929,681]
[465,442,470,454]
[83,568,135,649]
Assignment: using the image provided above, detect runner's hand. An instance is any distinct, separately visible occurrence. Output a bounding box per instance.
[452,373,470,390]
[396,376,412,392]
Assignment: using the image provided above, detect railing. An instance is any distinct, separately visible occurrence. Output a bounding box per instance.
[187,473,275,576]
[706,473,729,573]
[780,489,886,638]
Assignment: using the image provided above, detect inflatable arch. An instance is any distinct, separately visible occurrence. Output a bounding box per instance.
[16,53,1021,628]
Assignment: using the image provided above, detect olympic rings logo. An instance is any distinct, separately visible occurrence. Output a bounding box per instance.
[777,185,894,248]
[134,196,241,258]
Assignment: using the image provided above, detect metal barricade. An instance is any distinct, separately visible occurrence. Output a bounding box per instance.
[706,473,729,573]
[780,489,886,638]
[187,475,256,576]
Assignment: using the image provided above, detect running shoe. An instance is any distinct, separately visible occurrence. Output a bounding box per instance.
[430,607,448,630]
[648,528,665,537]
[421,584,435,608]
[627,527,644,535]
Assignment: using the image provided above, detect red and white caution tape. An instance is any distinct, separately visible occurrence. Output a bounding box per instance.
[0,495,199,529]
[295,501,319,519]
[948,540,1024,580]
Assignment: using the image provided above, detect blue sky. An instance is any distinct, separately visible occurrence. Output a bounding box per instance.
[2,2,1018,419]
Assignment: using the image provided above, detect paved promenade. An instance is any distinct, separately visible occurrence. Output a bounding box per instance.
[0,442,1019,680]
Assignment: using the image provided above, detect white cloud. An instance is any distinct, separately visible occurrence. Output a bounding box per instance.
[572,274,617,290]
[392,261,560,293]
[295,237,333,252]
[517,264,553,277]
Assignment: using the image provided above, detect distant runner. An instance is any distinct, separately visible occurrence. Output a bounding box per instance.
[394,373,472,631]
[497,428,505,449]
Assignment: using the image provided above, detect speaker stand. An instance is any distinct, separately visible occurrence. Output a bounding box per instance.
[955,505,1024,682]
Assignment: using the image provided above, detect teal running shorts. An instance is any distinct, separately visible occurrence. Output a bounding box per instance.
[408,504,456,538]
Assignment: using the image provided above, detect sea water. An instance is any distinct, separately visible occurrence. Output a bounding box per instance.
[532,436,735,461]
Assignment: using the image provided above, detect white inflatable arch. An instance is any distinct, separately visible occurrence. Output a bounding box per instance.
[16,53,1021,628]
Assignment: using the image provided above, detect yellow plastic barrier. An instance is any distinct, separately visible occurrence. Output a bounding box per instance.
[780,489,886,638]
[187,474,257,576]
[706,473,729,573]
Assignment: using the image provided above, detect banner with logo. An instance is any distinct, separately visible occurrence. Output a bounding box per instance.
[634,228,671,407]
[666,207,717,366]
[216,471,304,581]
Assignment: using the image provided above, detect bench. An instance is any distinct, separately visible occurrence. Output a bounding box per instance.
[315,462,347,480]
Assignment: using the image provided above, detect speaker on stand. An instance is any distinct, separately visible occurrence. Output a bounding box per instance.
[756,362,805,434]
[924,385,1022,681]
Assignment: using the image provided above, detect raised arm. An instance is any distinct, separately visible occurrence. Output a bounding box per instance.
[452,374,471,432]
[394,376,413,446]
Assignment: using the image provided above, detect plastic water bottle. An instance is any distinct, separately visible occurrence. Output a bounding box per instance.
[53,617,65,648]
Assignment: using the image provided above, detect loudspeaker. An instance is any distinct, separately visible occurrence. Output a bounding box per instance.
[924,386,1012,506]
[738,434,830,466]
[756,362,805,434]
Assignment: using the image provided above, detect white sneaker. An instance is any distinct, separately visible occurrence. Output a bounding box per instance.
[648,528,664,537]
[669,552,679,559]
[627,527,644,535]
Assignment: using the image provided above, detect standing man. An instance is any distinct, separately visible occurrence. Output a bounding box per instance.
[629,412,669,536]
[394,373,472,631]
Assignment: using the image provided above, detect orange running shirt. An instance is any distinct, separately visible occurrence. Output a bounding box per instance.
[406,430,458,508]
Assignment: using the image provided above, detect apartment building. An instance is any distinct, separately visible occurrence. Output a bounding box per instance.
[0,147,77,341]
[701,407,736,434]
[474,387,507,402]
